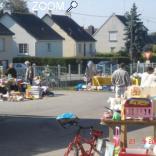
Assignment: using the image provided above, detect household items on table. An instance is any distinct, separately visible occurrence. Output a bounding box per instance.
[0,76,54,102]
[100,85,156,155]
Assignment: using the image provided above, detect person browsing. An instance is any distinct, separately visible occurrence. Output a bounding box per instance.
[112,63,130,98]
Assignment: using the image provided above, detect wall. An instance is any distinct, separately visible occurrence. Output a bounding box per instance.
[0,14,37,57]
[36,40,63,57]
[94,15,125,53]
[43,16,77,57]
[76,42,96,57]
[0,35,14,64]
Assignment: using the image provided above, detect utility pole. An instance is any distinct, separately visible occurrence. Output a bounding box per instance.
[130,13,133,63]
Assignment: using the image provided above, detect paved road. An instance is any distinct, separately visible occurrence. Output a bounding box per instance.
[0,91,154,156]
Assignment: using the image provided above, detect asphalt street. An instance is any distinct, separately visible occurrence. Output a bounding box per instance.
[0,91,154,156]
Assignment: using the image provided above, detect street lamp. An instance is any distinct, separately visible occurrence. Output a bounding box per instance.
[143,44,153,64]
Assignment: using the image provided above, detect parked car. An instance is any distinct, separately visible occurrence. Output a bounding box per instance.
[13,63,26,70]
[96,61,117,75]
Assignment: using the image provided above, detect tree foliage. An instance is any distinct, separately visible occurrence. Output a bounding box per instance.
[124,3,148,61]
[3,0,29,13]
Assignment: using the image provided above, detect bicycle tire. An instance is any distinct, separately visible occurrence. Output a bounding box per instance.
[94,137,106,156]
[68,145,79,156]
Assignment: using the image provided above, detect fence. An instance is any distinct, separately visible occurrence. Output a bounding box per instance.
[67,62,156,79]
[1,63,156,88]
[16,65,68,89]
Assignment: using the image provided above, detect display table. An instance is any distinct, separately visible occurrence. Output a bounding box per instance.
[92,76,112,86]
[92,76,140,86]
[101,119,156,148]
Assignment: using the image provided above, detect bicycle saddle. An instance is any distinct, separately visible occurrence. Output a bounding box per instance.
[56,113,78,127]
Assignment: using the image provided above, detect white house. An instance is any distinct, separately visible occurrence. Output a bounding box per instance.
[93,13,127,53]
[0,22,14,68]
[0,12,64,58]
[42,14,96,57]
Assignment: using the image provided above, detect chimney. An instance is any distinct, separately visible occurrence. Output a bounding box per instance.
[34,10,38,16]
[48,10,52,16]
[3,9,11,14]
[3,2,12,14]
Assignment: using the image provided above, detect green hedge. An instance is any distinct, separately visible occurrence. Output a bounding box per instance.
[13,56,130,74]
[13,56,130,66]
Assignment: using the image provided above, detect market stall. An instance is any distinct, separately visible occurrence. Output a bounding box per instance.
[100,85,156,155]
[0,75,54,102]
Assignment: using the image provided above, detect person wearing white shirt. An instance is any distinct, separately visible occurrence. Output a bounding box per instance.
[140,66,154,88]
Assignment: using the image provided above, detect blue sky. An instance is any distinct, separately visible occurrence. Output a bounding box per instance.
[28,0,156,33]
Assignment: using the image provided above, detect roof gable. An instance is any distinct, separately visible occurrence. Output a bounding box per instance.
[0,22,14,36]
[45,14,96,42]
[93,14,127,36]
[115,15,127,25]
[10,13,64,40]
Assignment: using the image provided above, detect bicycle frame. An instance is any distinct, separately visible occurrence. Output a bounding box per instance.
[64,128,103,156]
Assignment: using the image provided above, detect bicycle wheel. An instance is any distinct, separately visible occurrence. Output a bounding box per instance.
[94,138,106,156]
[68,145,79,156]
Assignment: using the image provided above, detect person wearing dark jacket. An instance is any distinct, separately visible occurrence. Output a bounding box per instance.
[5,63,18,91]
[5,63,17,78]
[25,61,34,85]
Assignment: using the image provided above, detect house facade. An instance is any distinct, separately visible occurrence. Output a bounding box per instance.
[93,13,126,53]
[0,23,14,68]
[42,14,96,57]
[0,13,64,58]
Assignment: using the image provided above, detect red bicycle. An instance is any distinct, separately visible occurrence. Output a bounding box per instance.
[56,113,105,156]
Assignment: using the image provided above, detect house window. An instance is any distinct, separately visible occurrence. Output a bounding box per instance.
[19,44,28,54]
[110,47,115,52]
[0,39,5,52]
[109,31,117,42]
[47,43,52,52]
[78,44,82,53]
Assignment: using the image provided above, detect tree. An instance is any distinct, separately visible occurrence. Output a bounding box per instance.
[124,3,148,62]
[3,0,29,13]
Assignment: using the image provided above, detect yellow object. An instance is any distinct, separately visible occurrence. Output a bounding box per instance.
[92,76,112,86]
[121,103,125,120]
[131,77,141,85]
[25,89,32,99]
[27,85,31,90]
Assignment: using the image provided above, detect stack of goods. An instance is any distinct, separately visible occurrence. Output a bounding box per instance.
[8,91,24,102]
[25,86,42,99]
[30,86,42,99]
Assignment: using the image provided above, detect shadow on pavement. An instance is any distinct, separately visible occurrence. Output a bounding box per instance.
[0,114,149,156]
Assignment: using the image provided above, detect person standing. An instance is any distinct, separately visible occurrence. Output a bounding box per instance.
[112,63,130,98]
[85,61,97,84]
[5,63,17,78]
[25,61,34,85]
[140,66,154,88]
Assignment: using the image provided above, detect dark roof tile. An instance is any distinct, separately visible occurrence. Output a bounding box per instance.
[11,13,64,40]
[0,23,14,35]
[116,15,127,25]
[48,14,96,42]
